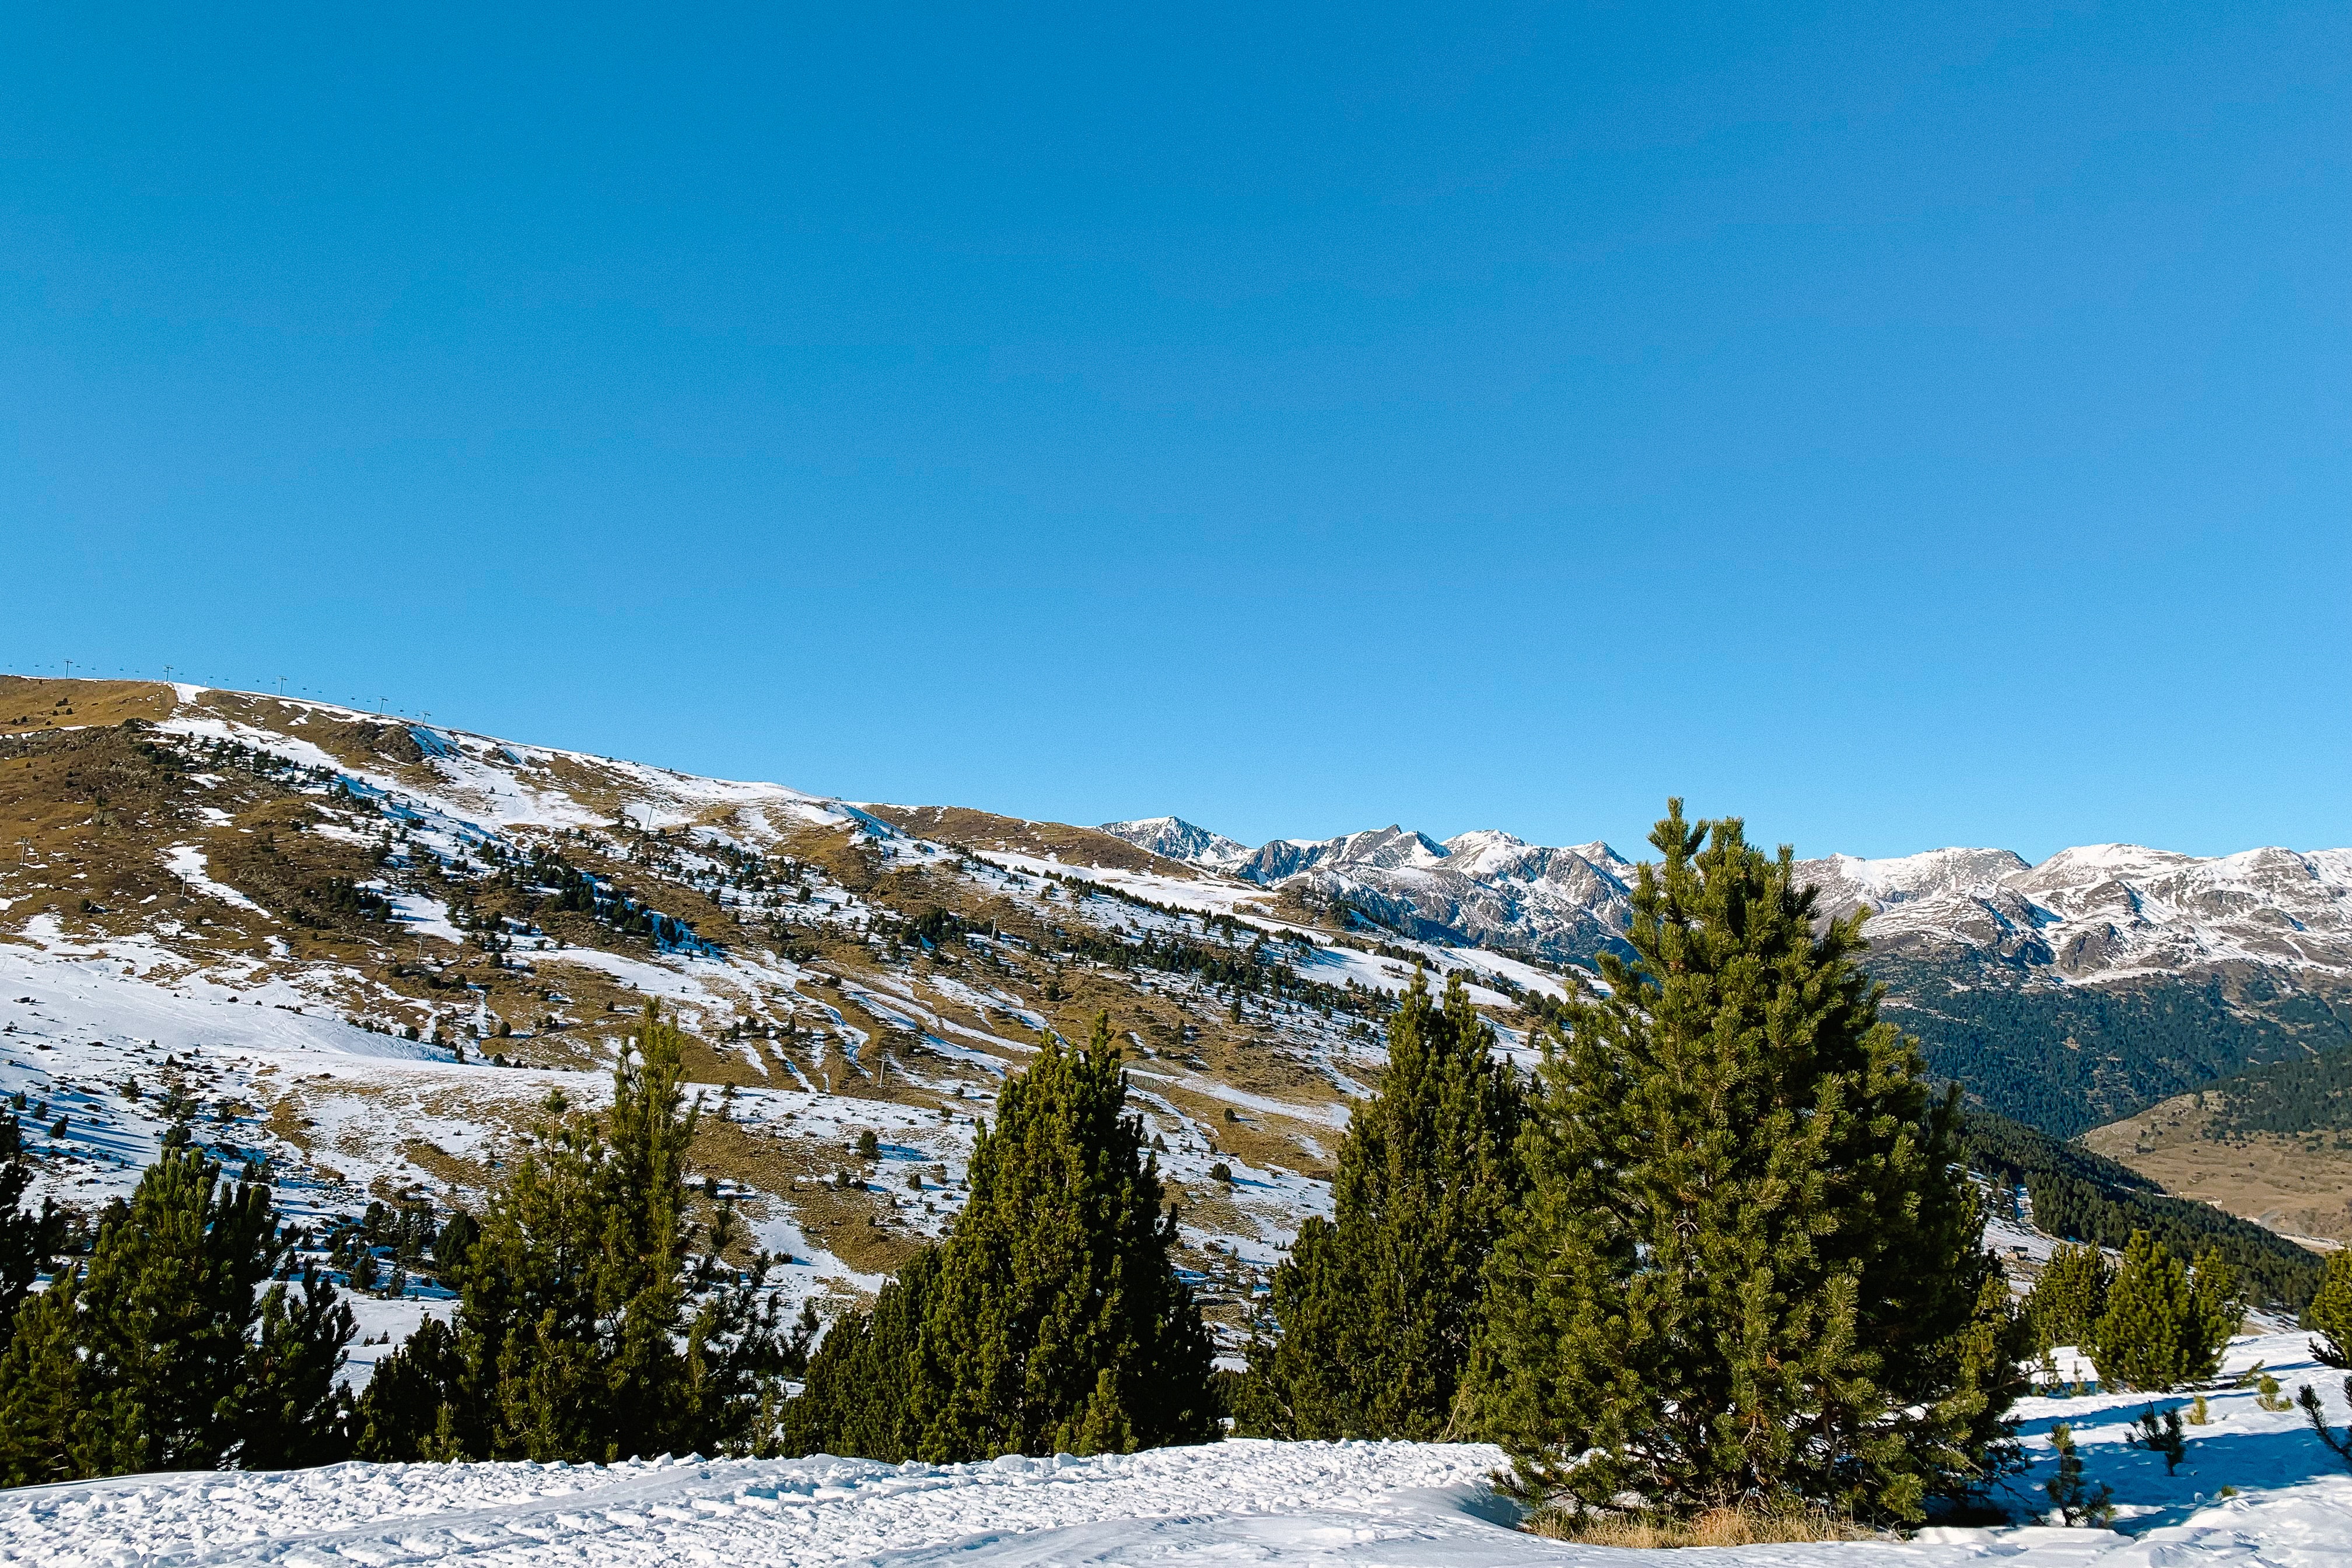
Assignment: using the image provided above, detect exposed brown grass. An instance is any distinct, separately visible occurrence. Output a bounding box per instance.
[860,804,1202,880]
[1155,1082,1325,1177]
[1528,1500,1890,1548]
[399,1136,489,1192]
[688,1113,925,1275]
[262,1090,315,1154]
[2083,1092,2352,1246]
[0,676,177,732]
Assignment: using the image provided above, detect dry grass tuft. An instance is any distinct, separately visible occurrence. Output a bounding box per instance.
[1528,1499,1890,1548]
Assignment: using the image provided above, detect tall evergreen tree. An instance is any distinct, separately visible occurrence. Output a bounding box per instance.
[0,1111,65,1357]
[355,1005,795,1462]
[232,1259,369,1471]
[791,1016,1214,1461]
[2087,1232,2238,1391]
[2027,1243,2113,1350]
[910,1014,1216,1459]
[781,1248,942,1461]
[1470,801,2026,1525]
[0,1146,354,1485]
[1235,970,1522,1439]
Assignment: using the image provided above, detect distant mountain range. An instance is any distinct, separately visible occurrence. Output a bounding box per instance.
[1099,816,2352,1138]
[1100,817,2352,989]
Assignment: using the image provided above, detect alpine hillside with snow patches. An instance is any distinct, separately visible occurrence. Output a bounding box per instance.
[6,676,2352,1563]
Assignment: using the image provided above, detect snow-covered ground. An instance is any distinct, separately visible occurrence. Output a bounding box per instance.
[9,1334,2351,1566]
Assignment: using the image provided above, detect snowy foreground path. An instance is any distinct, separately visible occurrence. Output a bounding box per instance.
[6,1436,2352,1568]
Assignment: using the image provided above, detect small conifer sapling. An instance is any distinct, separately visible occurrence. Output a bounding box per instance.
[2130,1405,2187,1474]
[2044,1424,2114,1527]
[2300,1378,2352,1475]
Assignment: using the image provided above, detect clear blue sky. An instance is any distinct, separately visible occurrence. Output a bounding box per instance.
[4,5,2344,863]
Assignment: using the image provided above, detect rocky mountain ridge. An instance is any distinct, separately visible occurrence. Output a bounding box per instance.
[1102,817,2352,989]
[1097,817,1252,872]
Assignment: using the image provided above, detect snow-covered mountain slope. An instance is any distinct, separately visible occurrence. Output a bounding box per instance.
[0,676,1580,1353]
[0,671,2333,1307]
[1101,820,1642,966]
[1099,816,1252,871]
[1795,844,2352,981]
[10,1331,2352,1567]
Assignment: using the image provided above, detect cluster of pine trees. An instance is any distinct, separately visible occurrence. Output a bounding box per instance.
[1239,803,2033,1529]
[0,998,1217,1486]
[7,800,2270,1527]
[1872,959,2352,1140]
[0,1130,354,1485]
[1961,1111,2322,1310]
[2197,1042,2352,1140]
[2023,1236,2241,1390]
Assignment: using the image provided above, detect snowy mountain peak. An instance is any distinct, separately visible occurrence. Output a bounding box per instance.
[1790,841,2352,981]
[2020,842,2199,884]
[1334,825,1451,871]
[1437,830,1530,874]
[1234,825,1449,884]
[1801,848,2035,907]
[1097,795,2352,983]
[1098,816,1252,870]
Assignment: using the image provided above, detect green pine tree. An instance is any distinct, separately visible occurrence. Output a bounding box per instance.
[231,1264,365,1470]
[2188,1248,2242,1377]
[2299,1377,2352,1474]
[782,1248,943,1460]
[1469,801,2023,1525]
[2088,1233,2239,1391]
[2042,1422,2113,1526]
[0,1146,354,1485]
[856,1014,1216,1460]
[2130,1404,2187,1474]
[2027,1244,2113,1350]
[0,1111,65,1357]
[355,1005,794,1463]
[0,1266,83,1486]
[2307,1249,2352,1370]
[1235,970,1522,1439]
[354,1314,467,1462]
